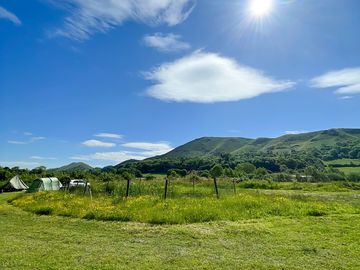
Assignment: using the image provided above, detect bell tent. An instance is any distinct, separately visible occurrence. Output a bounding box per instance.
[27,177,63,193]
[1,175,29,192]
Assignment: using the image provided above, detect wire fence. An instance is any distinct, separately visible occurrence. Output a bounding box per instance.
[82,177,239,199]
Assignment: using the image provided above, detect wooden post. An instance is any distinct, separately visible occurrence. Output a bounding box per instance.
[232,178,236,195]
[192,177,195,194]
[125,179,130,198]
[164,178,169,199]
[83,181,88,194]
[213,177,219,199]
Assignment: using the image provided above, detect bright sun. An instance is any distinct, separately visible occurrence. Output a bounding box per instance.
[249,0,273,18]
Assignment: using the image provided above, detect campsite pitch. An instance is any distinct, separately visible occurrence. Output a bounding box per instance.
[1,191,360,269]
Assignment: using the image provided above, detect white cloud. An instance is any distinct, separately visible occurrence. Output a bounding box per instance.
[8,140,27,145]
[284,130,308,135]
[339,96,353,100]
[0,6,21,25]
[71,141,172,164]
[310,68,360,95]
[145,51,295,103]
[7,136,45,145]
[24,132,33,136]
[82,139,116,148]
[143,33,190,52]
[95,133,123,139]
[122,142,173,156]
[31,136,46,142]
[49,0,195,40]
[0,161,40,169]
[71,151,147,163]
[30,156,57,160]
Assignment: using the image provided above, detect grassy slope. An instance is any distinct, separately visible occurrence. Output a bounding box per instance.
[157,128,360,159]
[1,190,360,269]
[325,159,360,166]
[325,159,360,174]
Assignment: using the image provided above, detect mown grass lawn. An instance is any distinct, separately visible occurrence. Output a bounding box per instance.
[1,191,360,269]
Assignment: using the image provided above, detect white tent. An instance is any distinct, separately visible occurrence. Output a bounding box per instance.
[1,175,29,192]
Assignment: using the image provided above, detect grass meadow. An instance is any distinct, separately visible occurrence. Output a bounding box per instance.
[2,180,360,269]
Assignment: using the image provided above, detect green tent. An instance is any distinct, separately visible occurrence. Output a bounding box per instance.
[1,175,28,192]
[27,177,63,193]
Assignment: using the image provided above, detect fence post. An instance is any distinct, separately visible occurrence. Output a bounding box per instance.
[213,177,219,199]
[83,181,88,194]
[125,179,131,198]
[232,178,236,195]
[164,178,169,199]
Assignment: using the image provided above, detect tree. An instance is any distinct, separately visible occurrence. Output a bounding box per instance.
[210,165,223,179]
[224,167,235,178]
[210,165,223,199]
[236,163,256,174]
[255,167,268,179]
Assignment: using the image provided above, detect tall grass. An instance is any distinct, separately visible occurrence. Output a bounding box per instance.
[11,189,360,224]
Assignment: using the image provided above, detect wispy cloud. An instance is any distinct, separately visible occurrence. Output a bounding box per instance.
[284,130,308,135]
[7,140,27,145]
[72,141,173,164]
[122,142,173,156]
[30,156,57,160]
[49,0,195,40]
[24,132,33,136]
[339,96,353,100]
[143,33,190,52]
[71,151,147,163]
[310,67,360,95]
[95,133,123,139]
[145,51,295,103]
[82,139,116,148]
[0,161,40,169]
[8,136,45,145]
[0,6,21,25]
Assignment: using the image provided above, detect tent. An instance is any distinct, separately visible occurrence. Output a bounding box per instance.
[1,175,29,192]
[27,177,63,193]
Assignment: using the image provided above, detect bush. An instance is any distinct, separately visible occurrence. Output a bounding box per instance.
[34,207,53,215]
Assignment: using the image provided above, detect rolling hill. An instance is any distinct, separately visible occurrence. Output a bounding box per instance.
[50,162,93,172]
[115,128,360,173]
[159,128,360,159]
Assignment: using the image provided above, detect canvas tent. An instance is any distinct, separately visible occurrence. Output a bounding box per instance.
[27,177,63,193]
[1,175,28,192]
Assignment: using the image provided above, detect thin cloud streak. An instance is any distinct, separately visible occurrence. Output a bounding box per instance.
[48,0,196,40]
[143,33,190,52]
[0,6,21,25]
[82,140,116,148]
[95,133,123,139]
[310,67,360,95]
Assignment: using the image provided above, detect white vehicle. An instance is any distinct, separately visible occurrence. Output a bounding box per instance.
[69,179,89,188]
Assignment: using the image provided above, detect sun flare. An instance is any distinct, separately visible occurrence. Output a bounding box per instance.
[249,0,273,18]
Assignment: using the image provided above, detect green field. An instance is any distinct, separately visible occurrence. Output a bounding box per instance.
[325,159,360,175]
[325,159,360,166]
[1,183,360,269]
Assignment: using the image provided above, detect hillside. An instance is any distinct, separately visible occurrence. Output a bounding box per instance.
[115,128,360,173]
[50,162,93,172]
[160,128,360,159]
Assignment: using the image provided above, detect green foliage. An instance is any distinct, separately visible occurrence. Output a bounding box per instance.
[210,165,223,178]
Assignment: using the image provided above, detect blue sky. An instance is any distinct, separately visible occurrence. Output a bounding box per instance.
[0,0,359,169]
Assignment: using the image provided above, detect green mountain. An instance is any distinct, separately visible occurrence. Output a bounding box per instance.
[161,128,360,159]
[51,162,93,172]
[115,128,360,174]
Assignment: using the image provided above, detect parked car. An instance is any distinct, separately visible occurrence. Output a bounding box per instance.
[69,179,89,188]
